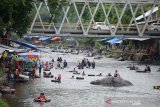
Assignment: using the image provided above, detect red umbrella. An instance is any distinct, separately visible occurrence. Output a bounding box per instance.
[51,36,61,41]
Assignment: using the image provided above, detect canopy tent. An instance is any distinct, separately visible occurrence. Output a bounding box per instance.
[23,35,33,39]
[17,52,40,61]
[125,38,150,41]
[106,38,122,44]
[39,36,51,41]
[97,38,110,42]
[9,39,40,51]
[0,44,29,53]
[18,52,40,57]
[136,7,158,21]
[51,36,61,41]
[114,40,123,44]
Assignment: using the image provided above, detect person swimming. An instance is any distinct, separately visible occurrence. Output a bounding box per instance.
[36,93,47,101]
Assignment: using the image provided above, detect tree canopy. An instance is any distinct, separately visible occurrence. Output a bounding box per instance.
[0,0,67,36]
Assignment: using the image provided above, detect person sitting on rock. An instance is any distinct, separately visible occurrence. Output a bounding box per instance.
[107,73,112,76]
[114,70,120,77]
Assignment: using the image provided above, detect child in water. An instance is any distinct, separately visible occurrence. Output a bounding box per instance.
[36,93,47,101]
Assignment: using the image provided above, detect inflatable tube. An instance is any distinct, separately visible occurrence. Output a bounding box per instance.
[19,74,29,80]
[43,76,54,78]
[69,70,78,73]
[16,79,28,83]
[153,86,160,90]
[136,70,149,73]
[0,88,15,94]
[73,73,80,75]
[96,75,103,76]
[51,80,60,83]
[94,57,103,59]
[44,69,50,71]
[130,67,136,70]
[76,77,84,80]
[34,99,51,102]
[88,74,95,76]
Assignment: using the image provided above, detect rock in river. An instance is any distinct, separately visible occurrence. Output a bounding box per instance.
[90,76,133,87]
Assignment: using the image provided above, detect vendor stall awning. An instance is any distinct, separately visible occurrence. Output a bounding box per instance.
[9,39,40,51]
[106,38,122,44]
[39,36,51,41]
[114,40,123,44]
[97,38,110,42]
[0,44,22,52]
[125,38,150,41]
[0,47,6,53]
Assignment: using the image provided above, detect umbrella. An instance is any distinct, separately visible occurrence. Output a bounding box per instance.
[51,36,61,41]
[18,53,40,58]
[16,57,30,62]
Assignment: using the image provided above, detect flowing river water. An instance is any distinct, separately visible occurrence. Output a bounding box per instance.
[1,51,160,107]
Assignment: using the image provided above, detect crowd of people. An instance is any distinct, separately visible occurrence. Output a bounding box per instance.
[77,58,95,69]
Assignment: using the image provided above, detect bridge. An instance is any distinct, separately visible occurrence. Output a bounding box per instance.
[28,0,160,38]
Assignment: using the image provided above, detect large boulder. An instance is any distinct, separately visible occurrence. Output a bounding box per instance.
[90,76,133,87]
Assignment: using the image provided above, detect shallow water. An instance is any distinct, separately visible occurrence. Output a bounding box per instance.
[2,52,160,107]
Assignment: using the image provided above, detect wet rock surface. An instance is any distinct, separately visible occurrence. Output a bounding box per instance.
[90,76,133,87]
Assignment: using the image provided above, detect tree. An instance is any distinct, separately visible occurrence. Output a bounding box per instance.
[48,0,68,22]
[0,0,34,36]
[0,0,67,37]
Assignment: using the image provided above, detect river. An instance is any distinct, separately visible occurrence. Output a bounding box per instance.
[1,51,160,107]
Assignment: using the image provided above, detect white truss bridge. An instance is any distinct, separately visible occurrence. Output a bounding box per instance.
[29,0,160,38]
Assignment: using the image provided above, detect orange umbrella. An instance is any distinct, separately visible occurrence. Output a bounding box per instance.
[51,36,61,41]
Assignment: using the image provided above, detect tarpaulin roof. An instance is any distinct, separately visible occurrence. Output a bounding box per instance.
[97,38,109,41]
[9,39,40,51]
[23,35,33,39]
[125,38,150,41]
[51,36,61,41]
[136,7,158,21]
[18,52,40,57]
[0,47,6,53]
[114,40,123,44]
[39,36,51,41]
[106,38,123,44]
[0,44,21,52]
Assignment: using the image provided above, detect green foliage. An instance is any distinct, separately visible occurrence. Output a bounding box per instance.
[48,0,68,22]
[0,0,67,35]
[0,0,34,35]
[78,38,97,48]
[127,41,134,49]
[0,99,9,107]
